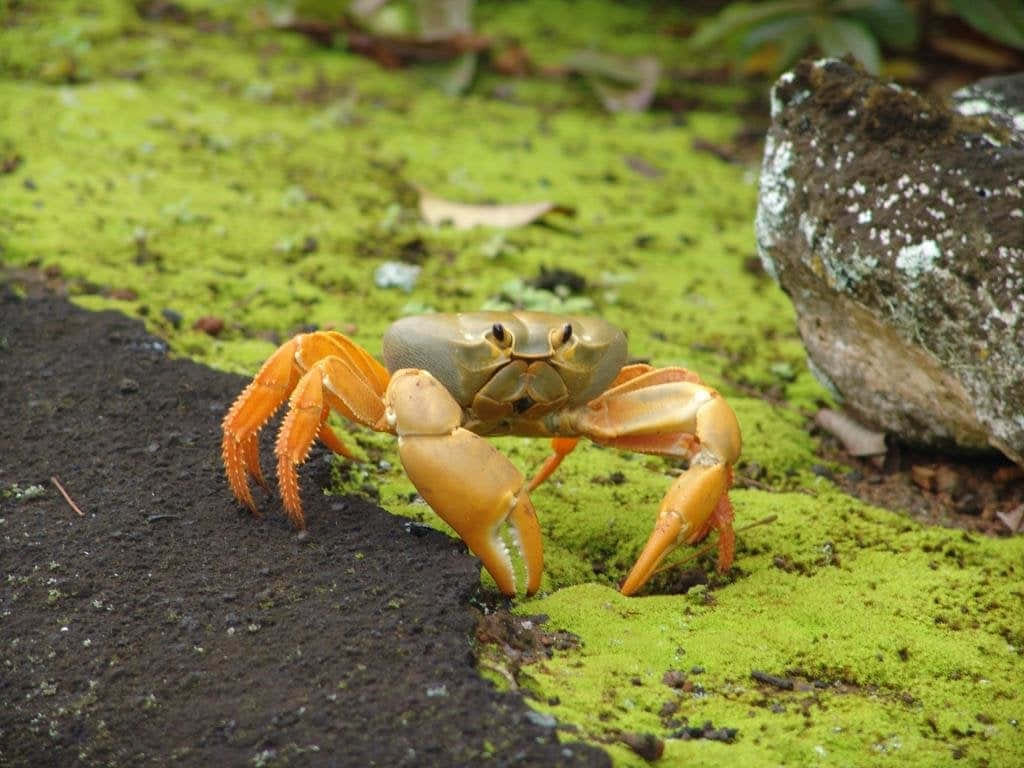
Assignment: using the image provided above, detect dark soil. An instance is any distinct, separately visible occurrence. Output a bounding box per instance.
[816,433,1024,537]
[0,291,610,768]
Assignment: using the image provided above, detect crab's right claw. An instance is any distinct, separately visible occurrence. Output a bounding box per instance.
[396,427,543,597]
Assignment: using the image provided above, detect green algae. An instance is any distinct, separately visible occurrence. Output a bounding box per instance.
[3,2,1022,766]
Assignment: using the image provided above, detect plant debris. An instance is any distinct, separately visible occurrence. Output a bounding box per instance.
[566,51,661,112]
[815,409,887,458]
[417,188,574,229]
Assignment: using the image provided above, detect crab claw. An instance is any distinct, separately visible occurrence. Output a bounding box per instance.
[387,369,544,596]
[620,461,734,596]
[398,430,544,596]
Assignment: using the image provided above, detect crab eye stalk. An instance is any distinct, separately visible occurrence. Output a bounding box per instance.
[487,321,512,348]
[560,323,573,344]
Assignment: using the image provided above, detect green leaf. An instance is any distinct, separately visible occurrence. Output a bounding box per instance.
[949,0,1024,50]
[847,0,919,50]
[814,17,881,73]
[741,14,814,51]
[689,0,817,49]
[775,20,816,71]
[739,15,815,71]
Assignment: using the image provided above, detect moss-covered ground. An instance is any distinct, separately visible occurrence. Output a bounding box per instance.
[2,2,1021,765]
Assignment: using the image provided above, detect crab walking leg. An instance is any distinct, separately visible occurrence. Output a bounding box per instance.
[527,437,580,493]
[222,337,302,511]
[222,331,391,514]
[274,356,390,527]
[387,370,544,596]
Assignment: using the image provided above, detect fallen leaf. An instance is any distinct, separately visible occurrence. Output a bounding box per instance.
[566,51,660,112]
[418,188,574,229]
[815,409,887,457]
[440,51,477,95]
[624,154,664,178]
[996,503,1024,533]
[277,17,489,67]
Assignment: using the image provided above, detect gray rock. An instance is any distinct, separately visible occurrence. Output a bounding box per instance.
[756,59,1024,465]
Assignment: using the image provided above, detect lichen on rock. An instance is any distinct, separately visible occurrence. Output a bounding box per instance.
[756,58,1024,465]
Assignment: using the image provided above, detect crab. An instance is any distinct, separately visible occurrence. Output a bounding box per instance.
[221,311,741,596]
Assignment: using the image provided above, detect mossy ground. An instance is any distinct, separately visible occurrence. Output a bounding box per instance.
[2,3,1021,766]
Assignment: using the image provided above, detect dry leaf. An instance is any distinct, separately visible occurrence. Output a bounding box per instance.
[996,503,1024,534]
[418,189,573,229]
[415,0,474,41]
[566,51,660,112]
[815,409,887,457]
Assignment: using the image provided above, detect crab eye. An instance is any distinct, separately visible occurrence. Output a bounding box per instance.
[492,323,507,343]
[560,323,573,344]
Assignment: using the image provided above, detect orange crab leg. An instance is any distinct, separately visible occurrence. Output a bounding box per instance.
[222,337,302,511]
[274,356,391,527]
[526,437,579,492]
[526,364,683,492]
[222,331,390,521]
[317,414,358,460]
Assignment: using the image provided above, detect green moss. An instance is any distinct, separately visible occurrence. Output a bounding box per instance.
[520,501,1024,767]
[4,2,1022,765]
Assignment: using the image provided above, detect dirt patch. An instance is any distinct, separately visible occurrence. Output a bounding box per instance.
[815,429,1024,536]
[0,290,609,767]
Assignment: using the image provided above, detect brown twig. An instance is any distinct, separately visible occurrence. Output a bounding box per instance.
[751,669,795,690]
[735,474,817,497]
[50,475,85,517]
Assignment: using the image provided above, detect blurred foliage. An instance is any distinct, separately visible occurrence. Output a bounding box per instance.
[689,0,917,75]
[949,0,1024,49]
[691,0,1023,75]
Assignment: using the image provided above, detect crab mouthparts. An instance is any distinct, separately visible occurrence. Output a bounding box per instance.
[512,396,535,414]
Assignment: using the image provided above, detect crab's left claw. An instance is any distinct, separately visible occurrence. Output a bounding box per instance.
[620,462,735,596]
[566,367,741,596]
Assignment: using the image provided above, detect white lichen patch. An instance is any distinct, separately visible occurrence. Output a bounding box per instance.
[754,134,795,278]
[769,71,809,119]
[895,240,941,279]
[956,98,993,117]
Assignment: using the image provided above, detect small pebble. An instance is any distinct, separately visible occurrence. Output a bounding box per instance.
[620,732,664,762]
[161,308,183,329]
[373,261,421,293]
[193,315,224,336]
[525,710,557,729]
